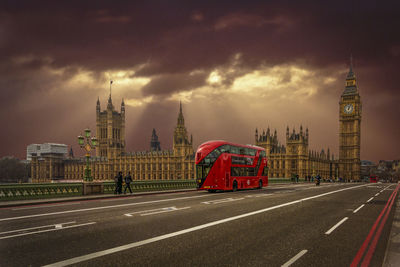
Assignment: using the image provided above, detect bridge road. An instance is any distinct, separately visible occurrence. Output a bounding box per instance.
[0,183,398,266]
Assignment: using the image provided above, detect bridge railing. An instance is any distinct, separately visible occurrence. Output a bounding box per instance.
[103,180,196,194]
[0,178,311,201]
[0,183,83,201]
[0,180,197,201]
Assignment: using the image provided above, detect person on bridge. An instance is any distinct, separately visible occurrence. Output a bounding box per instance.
[114,171,123,194]
[124,171,133,194]
[316,174,321,186]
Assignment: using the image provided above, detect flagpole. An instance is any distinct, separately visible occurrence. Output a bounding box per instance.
[110,80,113,97]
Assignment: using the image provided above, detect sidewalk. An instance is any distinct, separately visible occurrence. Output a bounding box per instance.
[0,188,197,208]
[383,191,400,266]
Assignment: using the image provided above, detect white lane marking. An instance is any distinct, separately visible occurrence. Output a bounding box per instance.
[367,197,374,203]
[375,193,380,196]
[353,204,365,213]
[124,206,190,217]
[142,207,190,216]
[0,221,76,235]
[281,249,308,267]
[0,195,209,222]
[0,222,95,240]
[246,194,273,198]
[42,184,367,267]
[325,217,348,235]
[201,197,244,205]
[12,202,81,210]
[101,197,141,202]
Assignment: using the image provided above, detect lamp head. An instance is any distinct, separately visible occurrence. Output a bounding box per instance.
[78,135,84,146]
[91,136,98,147]
[84,128,91,138]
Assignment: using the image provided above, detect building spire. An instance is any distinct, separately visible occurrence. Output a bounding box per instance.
[350,54,353,73]
[107,80,113,109]
[177,101,185,126]
[343,56,357,95]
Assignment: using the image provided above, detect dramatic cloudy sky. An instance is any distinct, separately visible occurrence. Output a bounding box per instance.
[0,0,399,162]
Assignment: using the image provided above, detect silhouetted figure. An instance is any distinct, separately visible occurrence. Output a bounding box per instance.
[114,171,123,194]
[124,171,133,194]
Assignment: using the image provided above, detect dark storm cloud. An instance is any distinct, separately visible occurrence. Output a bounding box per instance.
[0,0,399,161]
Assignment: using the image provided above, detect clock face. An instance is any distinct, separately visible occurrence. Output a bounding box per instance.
[344,104,354,114]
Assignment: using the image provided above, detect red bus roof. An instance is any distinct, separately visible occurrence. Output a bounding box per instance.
[196,140,265,164]
[198,140,264,151]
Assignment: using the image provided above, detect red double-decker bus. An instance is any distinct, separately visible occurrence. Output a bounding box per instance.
[196,140,268,192]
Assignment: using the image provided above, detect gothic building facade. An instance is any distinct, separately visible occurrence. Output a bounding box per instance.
[255,126,337,179]
[31,98,195,182]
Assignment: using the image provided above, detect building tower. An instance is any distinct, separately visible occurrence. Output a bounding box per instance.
[285,126,309,178]
[339,58,362,180]
[96,81,126,159]
[173,101,193,156]
[150,128,161,151]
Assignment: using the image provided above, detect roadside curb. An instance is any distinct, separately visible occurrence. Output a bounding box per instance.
[0,188,197,209]
[383,188,400,266]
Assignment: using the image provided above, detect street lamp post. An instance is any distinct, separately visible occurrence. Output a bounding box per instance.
[78,128,97,182]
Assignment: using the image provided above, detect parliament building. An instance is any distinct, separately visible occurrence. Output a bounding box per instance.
[31,95,195,182]
[31,60,361,182]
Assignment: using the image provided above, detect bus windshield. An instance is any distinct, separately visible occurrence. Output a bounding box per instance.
[196,147,223,184]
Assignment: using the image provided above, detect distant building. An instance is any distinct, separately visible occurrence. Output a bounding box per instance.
[26,143,68,161]
[361,160,376,180]
[150,129,161,151]
[29,143,68,180]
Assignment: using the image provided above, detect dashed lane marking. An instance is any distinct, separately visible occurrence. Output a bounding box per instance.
[367,197,374,203]
[325,217,348,235]
[281,250,308,267]
[353,204,365,213]
[201,198,244,205]
[124,206,190,217]
[245,194,273,198]
[0,221,95,240]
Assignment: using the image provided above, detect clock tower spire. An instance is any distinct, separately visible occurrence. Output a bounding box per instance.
[339,56,362,181]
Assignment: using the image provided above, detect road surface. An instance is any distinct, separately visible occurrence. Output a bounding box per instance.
[0,182,398,266]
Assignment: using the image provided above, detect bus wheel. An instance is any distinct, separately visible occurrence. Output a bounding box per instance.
[208,189,216,193]
[258,180,263,189]
[232,181,238,192]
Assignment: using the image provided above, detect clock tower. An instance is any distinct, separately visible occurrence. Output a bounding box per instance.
[339,59,362,181]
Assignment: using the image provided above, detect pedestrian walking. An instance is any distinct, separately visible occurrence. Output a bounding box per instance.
[124,171,133,194]
[114,171,123,194]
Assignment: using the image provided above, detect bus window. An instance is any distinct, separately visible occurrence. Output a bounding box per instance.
[217,145,229,154]
[230,146,240,155]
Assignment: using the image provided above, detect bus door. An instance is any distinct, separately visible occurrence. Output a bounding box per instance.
[225,172,230,188]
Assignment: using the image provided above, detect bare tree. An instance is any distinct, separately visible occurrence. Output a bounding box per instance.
[0,157,30,183]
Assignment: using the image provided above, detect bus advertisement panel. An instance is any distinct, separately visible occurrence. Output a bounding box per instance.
[196,140,268,192]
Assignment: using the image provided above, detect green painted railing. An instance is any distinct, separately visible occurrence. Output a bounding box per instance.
[104,180,196,193]
[0,180,196,201]
[0,183,82,201]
